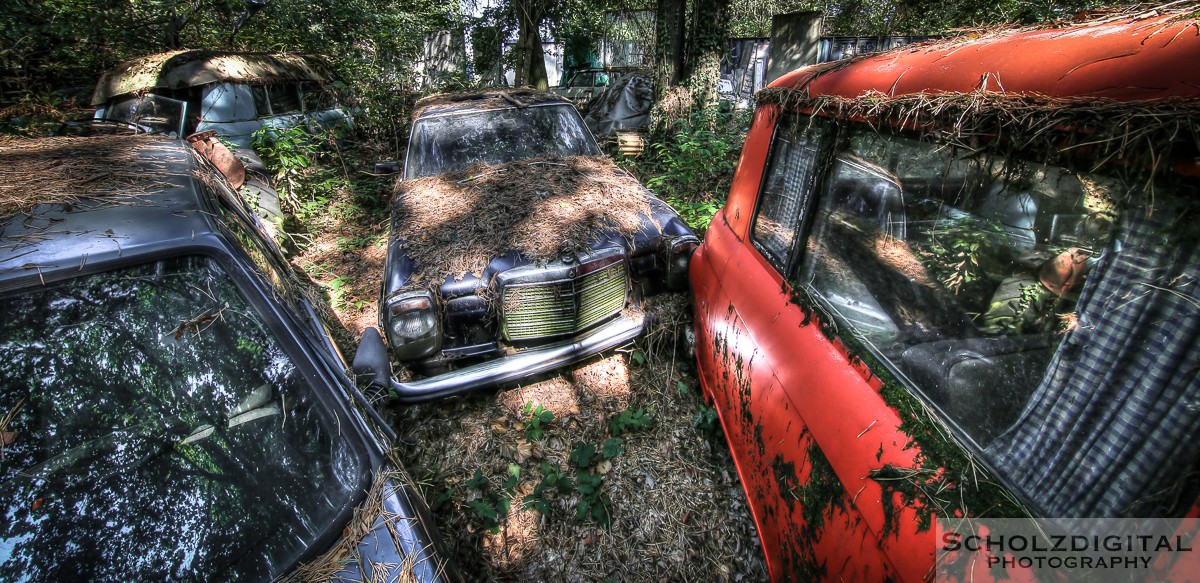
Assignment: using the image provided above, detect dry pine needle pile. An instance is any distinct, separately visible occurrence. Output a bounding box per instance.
[393,156,653,283]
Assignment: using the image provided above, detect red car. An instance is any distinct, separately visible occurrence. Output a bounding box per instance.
[690,8,1200,581]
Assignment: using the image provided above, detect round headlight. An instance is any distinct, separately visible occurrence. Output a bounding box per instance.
[385,291,442,360]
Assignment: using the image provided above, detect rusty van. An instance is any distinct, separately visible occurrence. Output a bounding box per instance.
[690,7,1200,581]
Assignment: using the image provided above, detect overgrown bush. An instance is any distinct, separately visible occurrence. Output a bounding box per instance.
[619,107,750,233]
[0,93,93,137]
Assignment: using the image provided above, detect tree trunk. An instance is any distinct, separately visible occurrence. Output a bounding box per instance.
[653,0,685,102]
[514,0,550,90]
[164,0,202,50]
[685,0,730,109]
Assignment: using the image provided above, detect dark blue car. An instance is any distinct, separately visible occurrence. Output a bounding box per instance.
[0,135,460,582]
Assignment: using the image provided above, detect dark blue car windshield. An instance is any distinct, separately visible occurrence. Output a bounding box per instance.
[0,256,367,581]
[406,103,599,178]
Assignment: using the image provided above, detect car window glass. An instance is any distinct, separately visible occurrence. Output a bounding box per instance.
[751,114,828,270]
[251,85,271,117]
[0,256,366,581]
[100,94,187,136]
[793,123,1114,446]
[201,83,257,122]
[301,83,336,111]
[268,84,302,115]
[406,103,601,178]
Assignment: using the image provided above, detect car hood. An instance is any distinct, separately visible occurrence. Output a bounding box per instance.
[383,156,691,300]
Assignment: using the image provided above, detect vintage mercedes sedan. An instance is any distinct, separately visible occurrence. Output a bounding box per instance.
[363,90,696,403]
[0,135,459,582]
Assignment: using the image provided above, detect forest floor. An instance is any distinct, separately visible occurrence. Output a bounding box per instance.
[289,165,769,581]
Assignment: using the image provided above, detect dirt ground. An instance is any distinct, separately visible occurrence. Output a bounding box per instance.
[292,186,768,582]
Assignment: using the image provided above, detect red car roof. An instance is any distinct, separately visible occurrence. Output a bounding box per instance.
[773,9,1200,102]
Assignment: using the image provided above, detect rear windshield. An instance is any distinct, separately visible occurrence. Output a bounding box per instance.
[405,103,599,178]
[0,256,366,581]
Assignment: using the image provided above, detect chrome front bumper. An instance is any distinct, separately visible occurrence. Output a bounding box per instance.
[388,312,645,403]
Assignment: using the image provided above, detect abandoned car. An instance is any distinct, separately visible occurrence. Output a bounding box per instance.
[0,136,458,582]
[361,90,697,403]
[550,67,614,107]
[90,50,351,147]
[84,51,352,229]
[550,67,646,109]
[690,9,1200,582]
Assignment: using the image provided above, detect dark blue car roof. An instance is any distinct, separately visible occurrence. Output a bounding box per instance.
[0,136,228,291]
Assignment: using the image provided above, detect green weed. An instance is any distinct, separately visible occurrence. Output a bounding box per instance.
[522,402,555,441]
[608,407,654,436]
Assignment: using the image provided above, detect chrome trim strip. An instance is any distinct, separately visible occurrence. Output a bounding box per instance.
[494,247,625,287]
[389,311,644,403]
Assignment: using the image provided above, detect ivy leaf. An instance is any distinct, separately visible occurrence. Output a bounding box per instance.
[601,437,625,459]
[569,441,596,468]
[632,350,646,366]
[468,500,497,522]
[466,468,488,490]
[524,495,549,515]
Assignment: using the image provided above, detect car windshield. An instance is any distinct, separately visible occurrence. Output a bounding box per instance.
[101,94,188,136]
[406,103,599,178]
[0,256,366,581]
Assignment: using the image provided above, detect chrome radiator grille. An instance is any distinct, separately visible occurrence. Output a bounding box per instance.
[499,255,627,342]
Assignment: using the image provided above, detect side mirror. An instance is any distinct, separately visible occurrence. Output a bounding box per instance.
[353,327,392,393]
[374,161,401,175]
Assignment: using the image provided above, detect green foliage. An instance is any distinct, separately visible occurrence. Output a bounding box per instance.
[631,349,647,366]
[503,462,521,490]
[622,108,749,233]
[336,234,379,252]
[600,437,625,459]
[568,441,596,469]
[607,407,653,436]
[0,93,88,137]
[522,402,555,441]
[522,456,614,529]
[251,124,319,213]
[574,470,612,528]
[693,404,721,436]
[0,0,456,111]
[466,468,489,490]
[464,466,521,534]
[327,276,353,310]
[526,433,627,529]
[523,461,574,515]
[248,124,391,238]
[920,218,1006,297]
